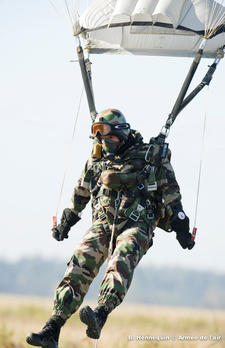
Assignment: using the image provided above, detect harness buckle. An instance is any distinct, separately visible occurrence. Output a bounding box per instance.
[129,211,140,222]
[147,210,154,220]
[138,184,145,190]
[98,212,106,221]
[145,144,154,162]
[147,182,157,191]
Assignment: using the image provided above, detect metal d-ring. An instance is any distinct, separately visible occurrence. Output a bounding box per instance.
[145,144,153,162]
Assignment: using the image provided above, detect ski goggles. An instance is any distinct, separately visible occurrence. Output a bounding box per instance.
[91,122,130,137]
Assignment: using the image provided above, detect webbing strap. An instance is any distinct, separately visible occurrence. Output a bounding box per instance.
[76,44,97,122]
[159,44,224,140]
[108,191,121,262]
[173,48,224,119]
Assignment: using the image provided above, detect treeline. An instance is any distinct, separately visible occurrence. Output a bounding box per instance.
[0,257,225,309]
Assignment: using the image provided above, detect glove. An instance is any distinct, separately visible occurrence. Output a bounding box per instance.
[170,206,195,250]
[52,208,80,241]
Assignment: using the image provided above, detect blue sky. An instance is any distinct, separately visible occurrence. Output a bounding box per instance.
[1,0,225,273]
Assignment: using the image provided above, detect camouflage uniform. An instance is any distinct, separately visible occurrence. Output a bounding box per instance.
[52,129,181,321]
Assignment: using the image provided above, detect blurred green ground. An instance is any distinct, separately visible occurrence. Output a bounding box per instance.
[0,294,224,348]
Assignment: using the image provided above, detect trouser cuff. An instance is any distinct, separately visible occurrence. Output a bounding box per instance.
[51,315,66,327]
[97,301,116,314]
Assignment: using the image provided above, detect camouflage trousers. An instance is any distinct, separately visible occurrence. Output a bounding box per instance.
[52,219,153,321]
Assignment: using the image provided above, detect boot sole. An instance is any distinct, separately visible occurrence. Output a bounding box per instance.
[79,306,101,339]
[26,334,58,348]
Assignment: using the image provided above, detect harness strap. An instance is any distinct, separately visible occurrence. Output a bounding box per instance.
[96,188,119,199]
[108,190,122,262]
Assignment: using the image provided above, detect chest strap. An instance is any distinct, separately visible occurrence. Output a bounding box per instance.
[96,188,119,199]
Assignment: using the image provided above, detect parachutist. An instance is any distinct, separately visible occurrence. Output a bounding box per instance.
[26,109,194,347]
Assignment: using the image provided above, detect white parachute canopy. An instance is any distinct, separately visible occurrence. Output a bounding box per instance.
[71,0,225,57]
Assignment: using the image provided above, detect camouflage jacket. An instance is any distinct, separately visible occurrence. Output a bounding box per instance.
[70,130,182,232]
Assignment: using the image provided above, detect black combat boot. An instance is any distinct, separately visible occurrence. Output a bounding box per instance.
[26,318,60,347]
[79,305,109,339]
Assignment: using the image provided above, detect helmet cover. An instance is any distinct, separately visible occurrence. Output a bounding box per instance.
[93,109,130,142]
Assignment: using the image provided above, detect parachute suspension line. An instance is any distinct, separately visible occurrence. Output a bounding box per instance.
[64,0,76,26]
[192,90,209,241]
[94,339,99,348]
[47,0,77,29]
[62,0,81,28]
[76,41,97,122]
[70,0,80,21]
[205,0,225,38]
[54,87,84,224]
[75,0,80,18]
[47,0,63,18]
[72,88,84,138]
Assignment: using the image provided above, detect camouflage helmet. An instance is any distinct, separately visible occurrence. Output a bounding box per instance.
[92,109,130,142]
